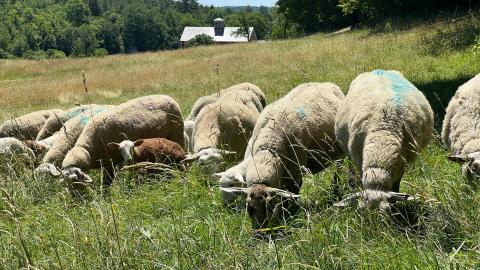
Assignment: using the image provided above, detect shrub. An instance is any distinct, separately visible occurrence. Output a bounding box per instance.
[185,34,215,48]
[46,49,67,59]
[473,35,480,54]
[94,48,108,57]
[0,49,14,59]
[23,50,47,60]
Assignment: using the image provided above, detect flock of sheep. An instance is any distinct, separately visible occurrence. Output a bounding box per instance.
[0,70,479,230]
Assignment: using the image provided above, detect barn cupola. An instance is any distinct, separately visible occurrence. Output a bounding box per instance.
[214,18,225,36]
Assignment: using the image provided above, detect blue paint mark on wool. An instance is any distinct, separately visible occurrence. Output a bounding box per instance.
[67,107,88,118]
[80,108,107,126]
[296,106,307,119]
[372,70,416,105]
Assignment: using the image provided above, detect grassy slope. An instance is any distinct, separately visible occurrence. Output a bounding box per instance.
[0,23,480,269]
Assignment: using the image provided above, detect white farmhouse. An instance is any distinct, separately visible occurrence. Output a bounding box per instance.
[180,18,257,47]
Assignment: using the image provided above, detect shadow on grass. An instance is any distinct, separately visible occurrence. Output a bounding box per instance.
[414,75,473,131]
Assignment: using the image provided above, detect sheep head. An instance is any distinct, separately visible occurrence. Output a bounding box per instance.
[221,184,300,230]
[448,152,480,184]
[181,148,236,172]
[107,139,144,163]
[61,166,93,188]
[34,163,61,180]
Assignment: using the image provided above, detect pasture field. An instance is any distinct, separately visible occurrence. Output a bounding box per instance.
[1,17,480,269]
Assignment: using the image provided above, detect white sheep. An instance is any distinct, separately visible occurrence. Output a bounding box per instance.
[0,137,36,165]
[442,73,480,183]
[181,83,265,172]
[334,70,433,211]
[36,104,109,140]
[33,105,114,179]
[183,83,266,153]
[0,109,64,140]
[221,82,345,229]
[61,95,184,189]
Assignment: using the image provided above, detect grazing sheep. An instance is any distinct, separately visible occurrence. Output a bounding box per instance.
[61,95,184,188]
[334,70,433,211]
[0,137,36,165]
[0,109,64,140]
[36,104,109,140]
[221,82,345,229]
[33,105,114,179]
[442,73,480,184]
[183,83,266,153]
[107,138,186,170]
[185,83,266,122]
[181,84,265,172]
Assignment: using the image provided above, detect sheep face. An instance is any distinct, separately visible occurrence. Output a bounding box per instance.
[107,140,143,163]
[181,148,236,172]
[62,166,93,185]
[448,152,480,184]
[213,170,246,203]
[221,184,300,230]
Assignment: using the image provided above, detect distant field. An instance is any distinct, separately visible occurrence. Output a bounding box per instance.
[0,19,479,269]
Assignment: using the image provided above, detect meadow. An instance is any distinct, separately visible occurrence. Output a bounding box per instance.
[0,16,480,269]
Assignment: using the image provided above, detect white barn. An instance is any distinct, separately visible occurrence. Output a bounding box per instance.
[180,18,257,47]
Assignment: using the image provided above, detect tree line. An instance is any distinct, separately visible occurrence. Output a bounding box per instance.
[0,0,478,59]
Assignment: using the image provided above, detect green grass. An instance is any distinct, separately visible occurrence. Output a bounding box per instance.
[1,18,480,269]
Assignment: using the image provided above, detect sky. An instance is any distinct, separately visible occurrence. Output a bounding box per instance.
[197,0,276,7]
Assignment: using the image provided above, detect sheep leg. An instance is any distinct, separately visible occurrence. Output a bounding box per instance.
[102,162,115,187]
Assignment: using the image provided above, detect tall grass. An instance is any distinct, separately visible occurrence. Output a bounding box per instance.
[0,17,480,269]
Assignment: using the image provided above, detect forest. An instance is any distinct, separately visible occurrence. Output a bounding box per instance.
[0,0,478,59]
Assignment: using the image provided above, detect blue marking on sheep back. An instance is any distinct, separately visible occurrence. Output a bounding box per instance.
[372,70,416,105]
[67,107,88,118]
[80,108,106,126]
[296,106,307,119]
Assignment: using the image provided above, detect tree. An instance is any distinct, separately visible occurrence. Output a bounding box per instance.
[66,0,91,27]
[233,12,250,41]
[186,33,214,47]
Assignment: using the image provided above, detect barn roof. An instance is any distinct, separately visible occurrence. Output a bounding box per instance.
[180,27,255,43]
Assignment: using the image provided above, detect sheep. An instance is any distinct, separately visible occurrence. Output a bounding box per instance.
[183,83,266,153]
[107,138,186,170]
[0,137,36,166]
[181,84,265,172]
[33,105,114,179]
[442,73,480,184]
[61,95,184,189]
[333,70,434,211]
[220,82,345,229]
[0,109,64,140]
[36,104,109,141]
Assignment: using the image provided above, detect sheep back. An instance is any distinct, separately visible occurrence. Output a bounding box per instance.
[43,105,114,165]
[246,82,345,192]
[0,109,64,140]
[335,70,433,183]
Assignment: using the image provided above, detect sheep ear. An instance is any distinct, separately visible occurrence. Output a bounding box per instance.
[212,172,223,179]
[107,142,120,149]
[181,153,200,164]
[219,150,237,156]
[49,165,61,177]
[447,154,469,163]
[385,192,416,203]
[133,139,144,147]
[234,172,245,183]
[333,192,363,208]
[220,187,248,196]
[266,187,300,199]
